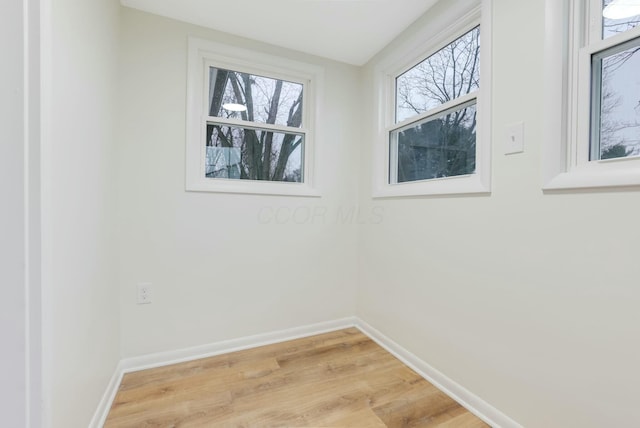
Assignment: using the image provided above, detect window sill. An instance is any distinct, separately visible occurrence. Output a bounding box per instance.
[543,167,640,191]
[373,174,490,198]
[186,179,321,197]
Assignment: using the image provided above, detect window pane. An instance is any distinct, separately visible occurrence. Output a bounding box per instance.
[391,102,477,183]
[603,0,640,39]
[206,124,303,182]
[395,27,480,123]
[591,37,640,160]
[208,67,304,128]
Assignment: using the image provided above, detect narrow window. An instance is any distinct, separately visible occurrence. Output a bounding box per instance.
[591,1,640,161]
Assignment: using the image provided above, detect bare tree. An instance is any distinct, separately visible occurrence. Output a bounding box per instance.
[397,27,480,118]
[395,27,480,181]
[598,47,640,159]
[206,69,304,182]
[603,0,640,38]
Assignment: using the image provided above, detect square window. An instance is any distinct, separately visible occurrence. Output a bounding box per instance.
[186,38,323,196]
[205,67,306,183]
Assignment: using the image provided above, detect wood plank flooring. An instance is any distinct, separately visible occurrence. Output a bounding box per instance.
[104,328,489,427]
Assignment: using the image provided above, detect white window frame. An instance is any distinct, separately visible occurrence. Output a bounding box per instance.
[372,0,492,198]
[186,37,323,197]
[543,0,640,190]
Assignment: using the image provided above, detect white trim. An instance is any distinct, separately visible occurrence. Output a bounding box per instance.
[23,0,31,421]
[23,1,32,426]
[543,0,640,191]
[576,20,640,166]
[88,362,125,428]
[371,0,492,198]
[39,0,53,425]
[89,316,522,427]
[205,116,309,136]
[119,317,357,373]
[186,37,324,197]
[89,317,357,426]
[355,319,523,428]
[24,0,43,426]
[542,0,570,188]
[541,166,640,190]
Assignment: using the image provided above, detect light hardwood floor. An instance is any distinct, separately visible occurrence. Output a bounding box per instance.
[104,328,489,427]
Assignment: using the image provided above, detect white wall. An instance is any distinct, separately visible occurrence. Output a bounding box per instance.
[117,9,360,357]
[0,0,27,425]
[357,1,640,427]
[45,0,121,426]
[39,1,639,426]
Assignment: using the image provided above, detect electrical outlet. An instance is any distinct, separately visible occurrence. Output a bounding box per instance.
[137,283,152,304]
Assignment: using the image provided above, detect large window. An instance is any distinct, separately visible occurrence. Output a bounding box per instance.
[186,38,322,196]
[543,0,640,190]
[391,27,480,184]
[372,0,492,198]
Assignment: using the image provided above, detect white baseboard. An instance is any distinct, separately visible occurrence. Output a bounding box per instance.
[90,316,520,428]
[88,360,124,428]
[89,317,357,427]
[354,319,523,428]
[119,317,358,374]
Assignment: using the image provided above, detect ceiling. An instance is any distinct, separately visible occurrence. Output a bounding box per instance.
[120,0,439,65]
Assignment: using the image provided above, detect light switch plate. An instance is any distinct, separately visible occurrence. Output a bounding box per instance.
[505,121,524,155]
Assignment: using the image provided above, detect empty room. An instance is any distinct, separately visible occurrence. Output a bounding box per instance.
[3,0,640,427]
